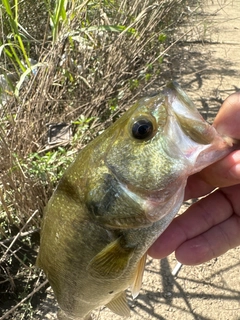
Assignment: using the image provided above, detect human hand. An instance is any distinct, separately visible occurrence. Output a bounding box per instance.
[148,92,240,265]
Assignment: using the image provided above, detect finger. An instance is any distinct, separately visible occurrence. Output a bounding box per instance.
[200,92,240,187]
[198,150,240,188]
[185,148,240,200]
[221,184,240,215]
[176,214,240,265]
[184,173,215,200]
[213,91,240,139]
[148,188,234,259]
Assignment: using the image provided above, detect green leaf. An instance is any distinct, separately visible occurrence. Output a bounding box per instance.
[158,33,167,43]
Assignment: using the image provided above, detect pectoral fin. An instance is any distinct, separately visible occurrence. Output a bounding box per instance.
[88,237,135,279]
[106,291,130,317]
[131,252,147,299]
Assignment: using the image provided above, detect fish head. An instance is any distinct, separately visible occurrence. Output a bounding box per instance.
[105,82,233,207]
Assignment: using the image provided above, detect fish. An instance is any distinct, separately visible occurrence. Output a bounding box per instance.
[36,82,236,320]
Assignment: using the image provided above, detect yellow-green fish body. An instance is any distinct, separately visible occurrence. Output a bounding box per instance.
[37,82,234,320]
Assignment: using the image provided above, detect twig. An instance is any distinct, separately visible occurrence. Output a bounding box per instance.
[0,279,49,320]
[0,210,38,263]
[0,242,31,271]
[0,229,39,245]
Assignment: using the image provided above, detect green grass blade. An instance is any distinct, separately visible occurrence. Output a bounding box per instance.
[16,34,31,68]
[52,0,68,42]
[0,43,14,58]
[8,42,26,72]
[14,62,45,97]
[2,0,14,18]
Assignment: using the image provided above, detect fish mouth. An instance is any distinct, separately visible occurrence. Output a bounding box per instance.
[164,81,216,145]
[162,81,233,171]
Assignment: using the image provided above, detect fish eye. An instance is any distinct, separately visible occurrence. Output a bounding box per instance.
[131,118,154,140]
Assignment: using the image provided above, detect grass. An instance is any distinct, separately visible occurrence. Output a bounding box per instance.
[0,0,203,318]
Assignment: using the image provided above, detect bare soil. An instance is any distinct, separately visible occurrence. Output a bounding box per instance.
[23,1,240,319]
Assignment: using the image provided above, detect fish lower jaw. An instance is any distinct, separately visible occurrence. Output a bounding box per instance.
[118,179,186,225]
[143,182,186,223]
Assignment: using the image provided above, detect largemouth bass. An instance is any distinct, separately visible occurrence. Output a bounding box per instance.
[37,82,235,320]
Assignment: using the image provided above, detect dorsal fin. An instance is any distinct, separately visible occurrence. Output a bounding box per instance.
[106,291,130,317]
[131,252,147,299]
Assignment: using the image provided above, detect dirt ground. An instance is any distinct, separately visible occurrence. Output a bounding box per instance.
[33,1,240,320]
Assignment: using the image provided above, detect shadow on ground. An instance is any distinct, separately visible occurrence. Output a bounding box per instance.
[130,256,240,320]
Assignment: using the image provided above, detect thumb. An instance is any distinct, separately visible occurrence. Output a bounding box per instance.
[199,92,240,188]
[213,91,240,139]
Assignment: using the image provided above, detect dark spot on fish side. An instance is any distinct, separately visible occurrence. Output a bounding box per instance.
[109,291,114,294]
[86,173,119,218]
[86,173,146,228]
